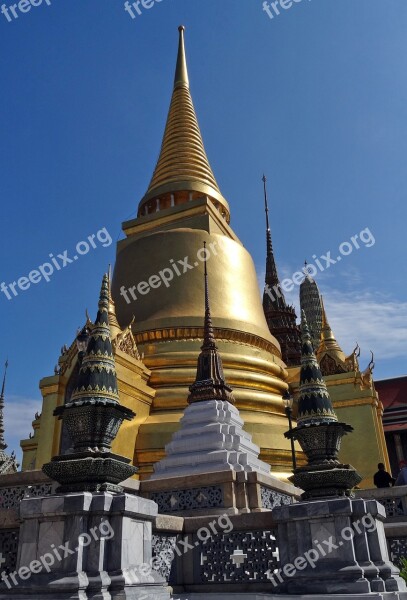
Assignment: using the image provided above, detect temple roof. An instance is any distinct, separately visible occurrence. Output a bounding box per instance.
[376,376,407,433]
[139,27,229,218]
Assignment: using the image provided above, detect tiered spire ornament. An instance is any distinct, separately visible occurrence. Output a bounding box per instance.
[262,175,301,366]
[70,274,120,409]
[43,273,137,493]
[188,243,235,405]
[0,360,18,474]
[139,26,230,221]
[285,312,361,499]
[296,311,338,425]
[300,266,323,350]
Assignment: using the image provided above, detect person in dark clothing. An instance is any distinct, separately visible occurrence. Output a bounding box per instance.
[373,463,395,488]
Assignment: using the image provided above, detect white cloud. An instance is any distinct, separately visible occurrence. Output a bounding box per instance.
[322,290,407,362]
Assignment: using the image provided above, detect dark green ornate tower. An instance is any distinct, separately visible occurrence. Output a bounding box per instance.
[43,273,137,492]
[285,311,362,499]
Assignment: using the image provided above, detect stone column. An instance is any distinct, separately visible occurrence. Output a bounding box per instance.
[0,492,170,599]
[272,497,407,598]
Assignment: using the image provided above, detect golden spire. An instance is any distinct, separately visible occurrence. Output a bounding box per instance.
[139,26,230,220]
[107,267,122,340]
[174,25,189,89]
[316,297,346,363]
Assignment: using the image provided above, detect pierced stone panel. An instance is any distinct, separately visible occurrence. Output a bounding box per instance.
[379,497,405,518]
[260,486,292,510]
[150,486,223,513]
[152,534,178,583]
[388,537,407,568]
[198,529,279,583]
[0,529,19,574]
[0,483,53,511]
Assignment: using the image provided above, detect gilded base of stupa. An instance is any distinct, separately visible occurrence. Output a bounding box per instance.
[113,218,296,478]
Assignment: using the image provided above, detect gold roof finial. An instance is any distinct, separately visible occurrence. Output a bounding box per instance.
[139,26,230,220]
[174,26,189,89]
[107,267,122,339]
[317,296,346,362]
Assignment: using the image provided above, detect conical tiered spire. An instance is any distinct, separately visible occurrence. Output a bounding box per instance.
[262,175,281,293]
[300,267,323,350]
[0,360,8,452]
[139,27,229,219]
[71,274,119,406]
[297,311,337,427]
[188,243,234,404]
[262,175,301,366]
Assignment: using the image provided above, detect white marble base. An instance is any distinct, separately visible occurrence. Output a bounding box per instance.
[151,400,271,479]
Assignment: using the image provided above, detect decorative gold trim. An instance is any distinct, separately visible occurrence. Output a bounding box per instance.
[333,397,377,409]
[135,326,281,357]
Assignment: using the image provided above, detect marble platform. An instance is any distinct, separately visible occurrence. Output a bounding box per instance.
[151,399,271,479]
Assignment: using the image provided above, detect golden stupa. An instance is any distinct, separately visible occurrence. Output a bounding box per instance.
[111,26,292,478]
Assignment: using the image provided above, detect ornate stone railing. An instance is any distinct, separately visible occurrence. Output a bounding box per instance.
[355,485,407,519]
[355,485,407,568]
[152,512,279,593]
[0,529,19,574]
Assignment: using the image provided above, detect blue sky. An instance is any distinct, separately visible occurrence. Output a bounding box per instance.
[1,0,406,459]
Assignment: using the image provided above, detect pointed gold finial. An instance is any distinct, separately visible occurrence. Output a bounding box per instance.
[174,26,189,89]
[317,297,346,361]
[107,268,122,339]
[139,26,230,221]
